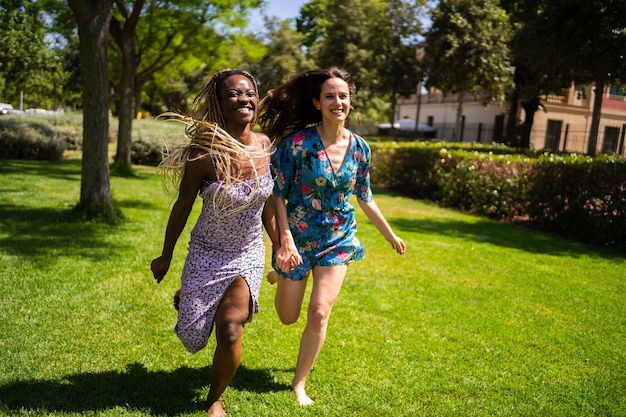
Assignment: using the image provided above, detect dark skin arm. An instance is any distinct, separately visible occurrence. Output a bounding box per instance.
[151,151,216,283]
[262,196,280,250]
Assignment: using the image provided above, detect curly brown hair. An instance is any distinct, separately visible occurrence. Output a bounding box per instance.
[258,67,356,142]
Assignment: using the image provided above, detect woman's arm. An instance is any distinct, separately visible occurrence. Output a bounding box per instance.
[262,197,280,250]
[272,193,303,272]
[357,198,406,255]
[151,154,212,283]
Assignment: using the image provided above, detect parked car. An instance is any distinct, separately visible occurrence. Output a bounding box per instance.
[0,103,14,115]
[377,118,437,137]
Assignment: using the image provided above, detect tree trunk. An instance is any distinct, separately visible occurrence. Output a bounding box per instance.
[68,0,116,220]
[111,0,145,171]
[389,93,398,136]
[113,30,136,170]
[455,91,465,142]
[587,79,605,156]
[134,77,144,118]
[519,97,540,149]
[506,88,520,147]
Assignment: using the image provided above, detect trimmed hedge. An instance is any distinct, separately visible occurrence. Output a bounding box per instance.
[0,116,67,161]
[370,141,626,253]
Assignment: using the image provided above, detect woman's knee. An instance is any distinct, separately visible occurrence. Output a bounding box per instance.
[306,305,331,331]
[276,306,300,325]
[215,319,244,349]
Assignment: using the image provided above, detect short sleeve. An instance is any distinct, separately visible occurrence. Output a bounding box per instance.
[271,136,295,198]
[353,135,373,202]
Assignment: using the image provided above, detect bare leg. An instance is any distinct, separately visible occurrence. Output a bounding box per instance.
[292,265,347,405]
[206,276,250,417]
[274,273,308,325]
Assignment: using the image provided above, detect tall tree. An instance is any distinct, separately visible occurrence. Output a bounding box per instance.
[371,0,426,128]
[303,0,426,119]
[424,0,513,141]
[547,0,626,155]
[251,17,315,96]
[0,0,65,109]
[502,0,626,152]
[500,0,561,148]
[107,0,263,173]
[67,0,117,220]
[108,0,144,172]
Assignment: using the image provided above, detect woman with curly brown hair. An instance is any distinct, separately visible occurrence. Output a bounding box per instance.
[151,68,277,417]
[259,67,406,406]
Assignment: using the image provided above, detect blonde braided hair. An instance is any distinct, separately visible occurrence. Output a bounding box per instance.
[157,69,267,216]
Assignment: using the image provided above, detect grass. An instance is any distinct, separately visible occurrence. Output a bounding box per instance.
[0,152,625,416]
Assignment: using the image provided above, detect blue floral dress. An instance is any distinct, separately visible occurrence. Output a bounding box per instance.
[271,126,373,281]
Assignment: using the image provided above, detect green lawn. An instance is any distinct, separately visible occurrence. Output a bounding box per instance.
[0,156,624,416]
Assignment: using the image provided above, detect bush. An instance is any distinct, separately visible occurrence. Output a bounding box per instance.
[526,154,626,250]
[131,138,164,166]
[370,141,626,252]
[0,116,66,160]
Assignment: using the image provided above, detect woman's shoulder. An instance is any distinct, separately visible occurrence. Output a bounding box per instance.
[185,149,218,182]
[348,130,370,152]
[255,131,271,148]
[277,126,318,147]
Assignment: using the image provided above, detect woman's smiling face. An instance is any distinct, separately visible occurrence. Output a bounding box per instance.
[313,77,351,124]
[219,74,257,127]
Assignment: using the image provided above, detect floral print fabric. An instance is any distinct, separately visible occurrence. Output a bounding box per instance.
[175,171,273,354]
[271,126,373,281]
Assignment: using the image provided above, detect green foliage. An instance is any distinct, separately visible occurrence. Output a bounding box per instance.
[251,17,315,96]
[0,115,68,160]
[526,154,626,250]
[424,0,513,102]
[370,140,626,252]
[129,117,190,166]
[0,158,624,416]
[306,0,427,112]
[0,0,67,109]
[131,138,165,167]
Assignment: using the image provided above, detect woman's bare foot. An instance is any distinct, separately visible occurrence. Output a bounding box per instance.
[266,270,279,285]
[293,383,314,406]
[208,399,226,417]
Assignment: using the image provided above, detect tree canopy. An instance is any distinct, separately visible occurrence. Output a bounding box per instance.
[298,0,427,121]
[0,0,66,109]
[250,17,314,96]
[423,0,513,141]
[502,0,626,151]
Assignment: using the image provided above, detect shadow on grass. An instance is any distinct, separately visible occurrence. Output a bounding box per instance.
[389,215,625,260]
[0,158,82,181]
[373,188,624,260]
[0,362,290,415]
[0,203,129,264]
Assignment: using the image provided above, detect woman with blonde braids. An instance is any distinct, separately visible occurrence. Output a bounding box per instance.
[151,69,277,417]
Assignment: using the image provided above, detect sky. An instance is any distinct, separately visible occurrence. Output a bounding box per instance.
[247,0,308,32]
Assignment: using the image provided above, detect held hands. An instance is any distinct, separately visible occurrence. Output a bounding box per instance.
[151,255,171,284]
[275,239,303,273]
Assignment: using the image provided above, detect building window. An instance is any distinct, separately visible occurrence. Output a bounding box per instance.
[608,85,626,97]
[545,120,563,150]
[602,126,620,154]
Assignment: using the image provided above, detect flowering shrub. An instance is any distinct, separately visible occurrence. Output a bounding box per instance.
[370,141,626,252]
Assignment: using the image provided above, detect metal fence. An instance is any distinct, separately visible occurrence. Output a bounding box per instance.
[432,122,626,155]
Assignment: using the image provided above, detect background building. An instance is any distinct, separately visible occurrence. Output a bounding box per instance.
[395,84,626,155]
